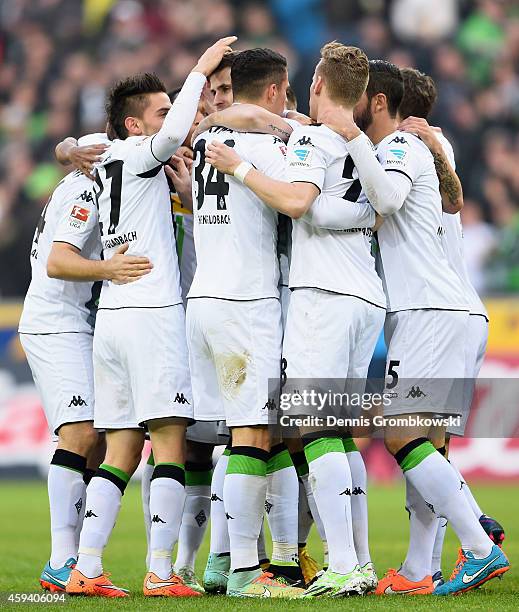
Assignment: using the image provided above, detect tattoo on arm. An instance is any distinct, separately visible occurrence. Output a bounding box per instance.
[433,151,461,206]
[267,123,291,140]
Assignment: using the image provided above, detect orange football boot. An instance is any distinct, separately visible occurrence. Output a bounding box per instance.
[143,572,203,597]
[375,568,433,595]
[66,568,129,597]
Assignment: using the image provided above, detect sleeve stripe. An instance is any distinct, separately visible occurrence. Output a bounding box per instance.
[385,168,413,183]
[52,240,82,251]
[290,180,322,194]
[150,133,170,164]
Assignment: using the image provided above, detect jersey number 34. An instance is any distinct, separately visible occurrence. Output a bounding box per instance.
[193,139,235,211]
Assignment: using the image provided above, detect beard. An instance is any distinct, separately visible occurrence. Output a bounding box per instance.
[355,103,373,133]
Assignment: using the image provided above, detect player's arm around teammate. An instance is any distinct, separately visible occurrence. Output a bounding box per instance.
[399,116,463,214]
[48,242,152,284]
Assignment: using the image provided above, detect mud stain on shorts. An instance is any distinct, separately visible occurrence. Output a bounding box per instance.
[215,352,250,400]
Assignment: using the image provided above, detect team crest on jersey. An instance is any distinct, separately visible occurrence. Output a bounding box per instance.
[70,205,90,223]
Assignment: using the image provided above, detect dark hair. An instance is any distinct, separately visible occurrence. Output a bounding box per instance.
[231,48,287,100]
[106,73,166,140]
[168,87,182,103]
[399,67,437,120]
[286,85,297,111]
[211,51,239,77]
[366,60,404,118]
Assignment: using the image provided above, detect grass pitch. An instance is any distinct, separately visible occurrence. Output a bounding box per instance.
[1,481,517,610]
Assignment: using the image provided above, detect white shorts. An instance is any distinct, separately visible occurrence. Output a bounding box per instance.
[383,309,469,416]
[448,314,488,436]
[93,305,193,429]
[20,332,94,435]
[187,298,282,427]
[282,289,385,416]
[186,420,230,444]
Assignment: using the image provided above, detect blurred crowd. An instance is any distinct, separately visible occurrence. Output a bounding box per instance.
[0,0,518,297]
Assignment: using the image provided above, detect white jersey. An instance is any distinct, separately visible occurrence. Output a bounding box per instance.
[285,124,386,308]
[188,127,286,300]
[19,170,101,334]
[94,136,182,309]
[436,132,488,319]
[375,130,468,312]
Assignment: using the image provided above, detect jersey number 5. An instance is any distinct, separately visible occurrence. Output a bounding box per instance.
[193,139,236,211]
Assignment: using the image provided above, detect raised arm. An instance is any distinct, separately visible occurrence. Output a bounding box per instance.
[192,104,296,144]
[399,117,462,214]
[131,37,237,174]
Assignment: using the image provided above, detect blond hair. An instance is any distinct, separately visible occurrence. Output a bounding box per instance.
[317,42,369,107]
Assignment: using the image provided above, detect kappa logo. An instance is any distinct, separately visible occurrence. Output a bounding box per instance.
[296,136,313,146]
[390,136,407,145]
[210,493,223,502]
[225,512,235,520]
[152,514,166,524]
[195,509,207,527]
[173,393,190,405]
[75,497,83,515]
[339,488,352,496]
[79,190,94,203]
[265,500,273,514]
[405,386,426,399]
[425,501,435,514]
[68,395,87,407]
[352,487,366,495]
[263,399,276,411]
[84,509,98,518]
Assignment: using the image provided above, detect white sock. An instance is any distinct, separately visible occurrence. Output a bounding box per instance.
[403,446,493,558]
[257,520,268,563]
[209,451,230,554]
[224,448,268,571]
[48,463,86,568]
[449,460,483,518]
[141,459,154,568]
[149,466,186,580]
[301,472,326,541]
[305,439,358,574]
[174,483,211,571]
[432,518,448,576]
[346,449,371,566]
[266,446,299,564]
[400,480,438,581]
[76,475,124,578]
[298,479,313,545]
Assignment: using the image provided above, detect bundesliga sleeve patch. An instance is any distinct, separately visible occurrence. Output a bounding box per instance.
[69,205,90,223]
